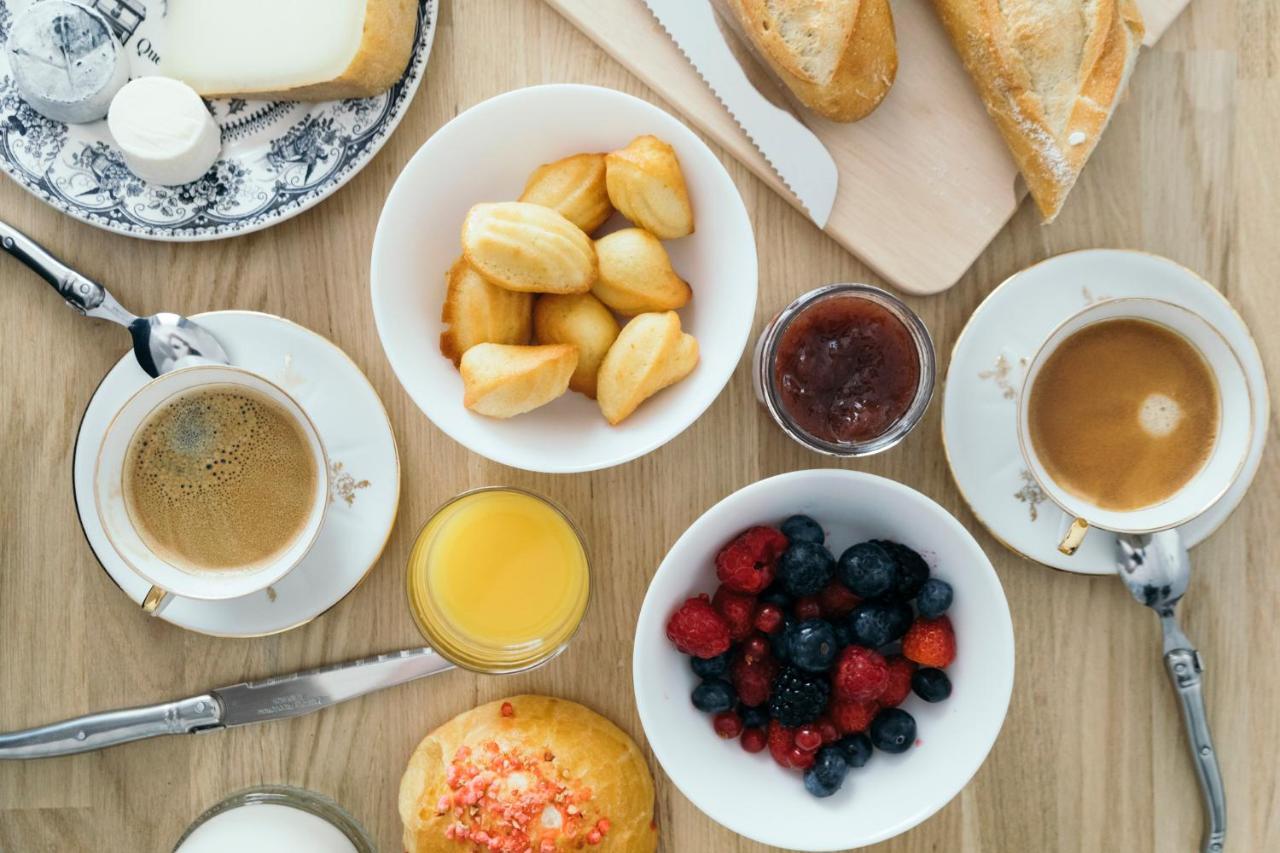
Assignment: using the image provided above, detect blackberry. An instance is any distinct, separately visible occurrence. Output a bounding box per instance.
[691,679,736,714]
[911,668,952,702]
[837,542,895,598]
[740,704,770,729]
[915,578,953,618]
[869,708,916,753]
[781,514,825,545]
[874,540,930,601]
[836,733,873,768]
[777,542,835,597]
[803,747,849,798]
[768,666,830,727]
[848,600,913,648]
[690,652,730,679]
[786,619,838,672]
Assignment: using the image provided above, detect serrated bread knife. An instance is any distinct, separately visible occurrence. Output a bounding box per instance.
[0,648,454,759]
[643,0,838,227]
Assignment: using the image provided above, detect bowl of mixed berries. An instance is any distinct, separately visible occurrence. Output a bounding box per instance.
[632,470,1014,851]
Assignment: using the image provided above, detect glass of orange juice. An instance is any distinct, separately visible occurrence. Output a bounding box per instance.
[406,487,591,673]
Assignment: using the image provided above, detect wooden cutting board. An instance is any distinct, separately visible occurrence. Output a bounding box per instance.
[544,0,1190,294]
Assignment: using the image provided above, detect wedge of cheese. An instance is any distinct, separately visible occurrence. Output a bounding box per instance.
[161,0,416,101]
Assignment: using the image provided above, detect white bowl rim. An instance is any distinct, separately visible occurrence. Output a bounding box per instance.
[369,82,759,473]
[632,468,1016,851]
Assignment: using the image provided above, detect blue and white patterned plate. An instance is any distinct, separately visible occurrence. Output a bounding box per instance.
[0,0,437,240]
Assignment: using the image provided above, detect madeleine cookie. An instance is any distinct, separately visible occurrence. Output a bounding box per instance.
[460,343,578,418]
[399,695,657,853]
[462,202,597,294]
[440,257,533,365]
[592,228,691,316]
[519,153,614,235]
[605,136,694,240]
[597,311,699,425]
[533,293,621,399]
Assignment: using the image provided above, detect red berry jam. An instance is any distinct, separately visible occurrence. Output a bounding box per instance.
[773,295,922,445]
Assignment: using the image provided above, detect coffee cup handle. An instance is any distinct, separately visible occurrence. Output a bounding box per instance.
[1058,517,1090,555]
[141,586,171,617]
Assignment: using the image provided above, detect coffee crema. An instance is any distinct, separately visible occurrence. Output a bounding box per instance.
[123,384,318,573]
[1028,318,1220,512]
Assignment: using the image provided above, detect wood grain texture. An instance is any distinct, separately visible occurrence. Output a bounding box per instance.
[0,1,1275,851]
[547,0,1190,295]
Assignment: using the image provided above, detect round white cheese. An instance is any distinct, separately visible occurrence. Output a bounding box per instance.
[6,1,130,124]
[107,77,222,186]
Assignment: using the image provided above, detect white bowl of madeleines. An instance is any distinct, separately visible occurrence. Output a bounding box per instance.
[371,83,758,473]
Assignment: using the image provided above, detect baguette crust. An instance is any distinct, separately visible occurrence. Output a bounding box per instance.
[203,0,417,100]
[932,0,1145,221]
[726,0,898,122]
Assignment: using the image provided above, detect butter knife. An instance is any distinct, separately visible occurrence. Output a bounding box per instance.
[0,647,454,759]
[642,0,838,227]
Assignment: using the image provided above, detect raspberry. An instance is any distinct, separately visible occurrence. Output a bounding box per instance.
[794,726,823,752]
[731,655,777,708]
[793,596,822,620]
[879,656,916,708]
[740,727,767,753]
[816,717,840,744]
[818,581,861,619]
[902,616,956,668]
[753,603,784,634]
[711,586,757,641]
[829,699,877,734]
[715,526,788,594]
[665,595,731,658]
[768,721,795,767]
[713,710,743,739]
[768,667,830,727]
[833,646,889,702]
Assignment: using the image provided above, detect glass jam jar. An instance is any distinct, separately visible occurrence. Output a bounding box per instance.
[753,284,936,456]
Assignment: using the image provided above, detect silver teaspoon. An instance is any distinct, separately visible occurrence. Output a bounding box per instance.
[1115,530,1226,853]
[1,219,229,377]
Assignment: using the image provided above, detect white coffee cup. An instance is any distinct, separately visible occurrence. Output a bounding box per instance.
[94,365,330,612]
[1016,298,1254,554]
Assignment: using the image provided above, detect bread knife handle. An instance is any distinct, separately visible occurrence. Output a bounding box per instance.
[0,694,223,759]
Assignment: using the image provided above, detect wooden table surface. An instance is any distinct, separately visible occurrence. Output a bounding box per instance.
[1,2,1276,851]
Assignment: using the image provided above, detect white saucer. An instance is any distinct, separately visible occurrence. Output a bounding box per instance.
[73,311,400,636]
[942,250,1269,575]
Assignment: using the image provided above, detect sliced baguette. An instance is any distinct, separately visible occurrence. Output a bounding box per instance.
[723,0,898,122]
[932,0,1145,222]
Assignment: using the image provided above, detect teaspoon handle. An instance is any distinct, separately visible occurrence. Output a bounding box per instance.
[1164,645,1226,853]
[0,218,110,317]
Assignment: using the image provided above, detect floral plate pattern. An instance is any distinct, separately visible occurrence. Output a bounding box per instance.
[0,0,437,240]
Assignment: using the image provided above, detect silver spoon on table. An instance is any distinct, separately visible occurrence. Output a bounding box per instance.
[0,219,228,377]
[1115,530,1226,853]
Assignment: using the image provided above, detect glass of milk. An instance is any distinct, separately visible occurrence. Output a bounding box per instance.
[173,785,374,853]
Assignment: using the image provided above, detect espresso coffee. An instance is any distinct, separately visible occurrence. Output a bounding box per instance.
[1028,318,1220,512]
[123,384,318,573]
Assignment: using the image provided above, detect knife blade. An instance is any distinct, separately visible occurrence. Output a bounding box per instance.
[643,0,839,227]
[0,647,454,759]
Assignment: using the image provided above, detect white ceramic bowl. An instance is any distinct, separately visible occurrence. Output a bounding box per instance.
[370,84,758,473]
[633,470,1015,851]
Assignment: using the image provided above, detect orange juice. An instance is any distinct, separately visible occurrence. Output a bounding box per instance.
[406,488,590,672]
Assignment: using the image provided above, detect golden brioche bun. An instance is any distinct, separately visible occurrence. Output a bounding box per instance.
[533,293,621,399]
[597,311,699,425]
[440,257,534,365]
[399,695,657,853]
[462,202,597,294]
[460,343,578,418]
[604,136,694,240]
[519,153,614,235]
[592,228,691,316]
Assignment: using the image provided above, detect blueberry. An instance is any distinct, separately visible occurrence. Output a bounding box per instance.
[836,733,873,768]
[837,542,895,598]
[915,578,953,618]
[781,514,825,545]
[760,584,792,609]
[770,615,797,662]
[875,540,930,601]
[740,704,770,729]
[786,619,838,672]
[869,708,916,753]
[847,600,913,648]
[832,621,854,649]
[691,679,736,714]
[803,747,849,798]
[690,652,730,679]
[777,542,835,597]
[911,668,952,702]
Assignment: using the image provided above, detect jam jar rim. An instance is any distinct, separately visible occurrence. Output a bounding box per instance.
[755,283,937,457]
